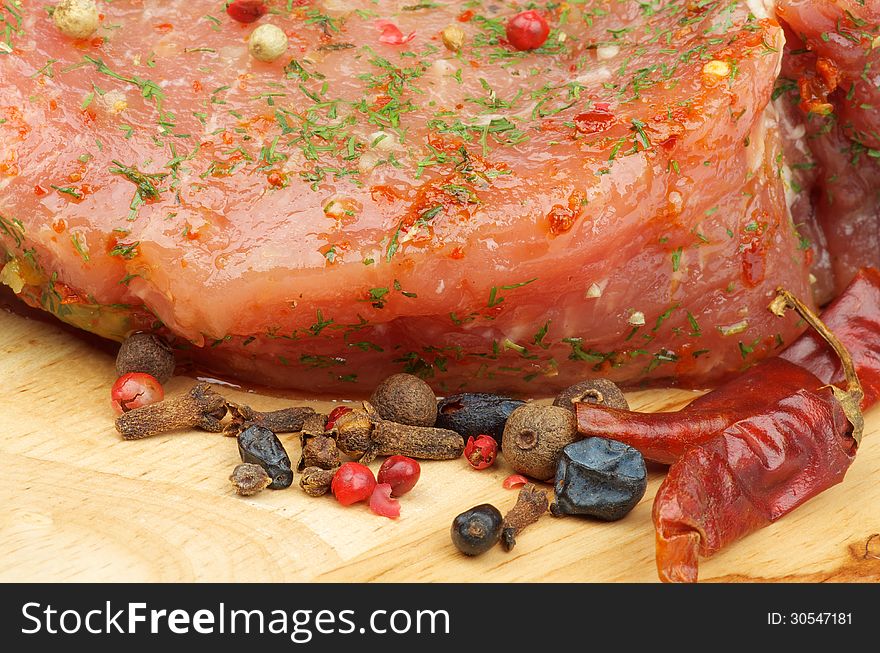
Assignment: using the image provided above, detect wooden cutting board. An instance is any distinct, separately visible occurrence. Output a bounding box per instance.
[2,306,879,583]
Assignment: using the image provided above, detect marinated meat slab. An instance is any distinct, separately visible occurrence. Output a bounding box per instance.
[0,1,846,393]
[775,0,880,301]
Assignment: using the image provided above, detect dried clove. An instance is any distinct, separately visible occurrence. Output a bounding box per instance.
[501,404,579,481]
[115,383,228,440]
[553,379,629,413]
[224,402,315,436]
[301,435,342,471]
[335,404,464,464]
[116,332,176,384]
[301,412,328,438]
[297,412,331,471]
[299,466,336,497]
[229,463,272,496]
[238,424,293,489]
[370,373,438,427]
[501,483,549,551]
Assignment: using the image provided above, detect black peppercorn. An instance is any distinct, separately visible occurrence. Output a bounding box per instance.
[551,438,647,521]
[436,393,525,446]
[450,504,503,556]
[237,424,293,489]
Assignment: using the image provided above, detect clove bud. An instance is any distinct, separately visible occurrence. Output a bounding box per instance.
[301,435,342,471]
[224,402,315,437]
[501,483,548,551]
[297,412,332,471]
[115,382,228,440]
[230,463,272,496]
[335,403,464,464]
[299,466,336,497]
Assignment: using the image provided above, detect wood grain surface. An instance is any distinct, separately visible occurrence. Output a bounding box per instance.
[1,306,879,583]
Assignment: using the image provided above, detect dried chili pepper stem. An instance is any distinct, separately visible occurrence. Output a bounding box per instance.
[770,288,864,444]
[115,383,228,439]
[501,483,548,551]
[224,403,315,437]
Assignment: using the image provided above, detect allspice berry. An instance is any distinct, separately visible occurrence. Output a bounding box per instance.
[501,404,578,481]
[116,333,176,384]
[553,379,629,413]
[370,373,437,427]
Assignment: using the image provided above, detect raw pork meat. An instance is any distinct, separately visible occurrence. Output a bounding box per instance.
[776,0,880,299]
[0,1,825,393]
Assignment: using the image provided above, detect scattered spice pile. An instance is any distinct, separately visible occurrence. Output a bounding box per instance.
[108,330,637,541]
[104,271,880,581]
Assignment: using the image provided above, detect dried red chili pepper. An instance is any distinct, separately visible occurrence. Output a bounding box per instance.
[653,287,863,583]
[654,386,856,582]
[576,357,819,464]
[781,267,880,406]
[576,267,880,463]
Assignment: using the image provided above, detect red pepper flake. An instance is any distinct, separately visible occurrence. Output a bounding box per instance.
[503,474,529,489]
[803,247,814,266]
[192,80,203,93]
[457,9,474,22]
[185,223,202,241]
[574,108,615,134]
[815,57,842,92]
[449,246,465,260]
[34,184,48,197]
[376,20,415,45]
[741,238,765,288]
[548,190,585,235]
[90,36,104,48]
[266,171,285,187]
[370,185,400,203]
[52,218,67,234]
[797,77,834,116]
[226,0,268,24]
[658,135,678,151]
[153,23,174,33]
[547,205,576,235]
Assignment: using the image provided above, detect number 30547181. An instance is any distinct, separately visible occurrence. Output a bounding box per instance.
[768,613,852,625]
